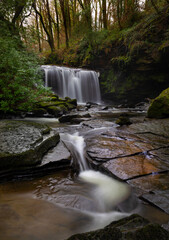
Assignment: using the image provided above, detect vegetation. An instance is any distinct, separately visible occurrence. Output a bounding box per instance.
[0,0,169,112]
[147,88,169,118]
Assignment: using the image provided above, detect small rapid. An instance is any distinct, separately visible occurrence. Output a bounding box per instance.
[60,132,132,229]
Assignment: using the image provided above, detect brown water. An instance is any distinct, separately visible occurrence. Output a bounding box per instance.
[0,169,169,240]
[1,111,169,240]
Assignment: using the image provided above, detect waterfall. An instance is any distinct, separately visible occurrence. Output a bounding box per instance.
[60,132,131,214]
[41,65,101,104]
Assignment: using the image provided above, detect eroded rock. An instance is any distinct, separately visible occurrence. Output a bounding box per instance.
[0,120,60,170]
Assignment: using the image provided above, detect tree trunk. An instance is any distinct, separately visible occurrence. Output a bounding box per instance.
[102,0,107,29]
[33,1,55,52]
[59,0,69,48]
[46,0,55,50]
[35,10,42,52]
[54,0,60,49]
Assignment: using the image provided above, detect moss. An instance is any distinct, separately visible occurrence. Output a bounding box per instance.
[67,227,122,240]
[0,120,59,170]
[147,88,169,118]
[32,108,47,116]
[127,224,169,240]
[116,116,132,126]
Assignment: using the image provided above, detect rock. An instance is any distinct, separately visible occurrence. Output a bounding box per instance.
[82,119,115,129]
[67,214,169,240]
[116,116,132,126]
[47,105,68,117]
[59,114,79,123]
[59,113,91,123]
[103,154,169,181]
[0,120,60,170]
[101,106,109,110]
[147,88,169,118]
[41,141,71,166]
[86,134,154,163]
[31,108,48,117]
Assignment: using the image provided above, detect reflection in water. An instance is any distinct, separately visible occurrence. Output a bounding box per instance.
[0,131,169,240]
[0,170,169,240]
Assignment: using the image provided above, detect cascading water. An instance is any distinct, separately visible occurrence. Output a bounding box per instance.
[60,132,133,230]
[41,65,101,104]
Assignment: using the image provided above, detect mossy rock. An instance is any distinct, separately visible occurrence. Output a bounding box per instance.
[47,105,68,117]
[147,88,169,118]
[65,102,76,110]
[0,120,60,170]
[126,223,169,240]
[67,98,77,106]
[116,116,132,126]
[67,214,169,240]
[36,101,63,108]
[32,108,48,117]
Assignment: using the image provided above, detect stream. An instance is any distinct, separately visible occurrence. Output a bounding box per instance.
[0,105,169,240]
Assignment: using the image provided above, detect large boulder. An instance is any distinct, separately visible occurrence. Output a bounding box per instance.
[67,214,169,240]
[147,88,169,118]
[0,120,60,170]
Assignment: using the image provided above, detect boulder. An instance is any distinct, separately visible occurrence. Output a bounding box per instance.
[0,120,60,170]
[67,214,169,240]
[147,88,169,118]
[116,116,132,126]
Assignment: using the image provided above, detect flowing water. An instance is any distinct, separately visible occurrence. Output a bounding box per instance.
[0,119,169,240]
[41,65,101,104]
[1,66,169,239]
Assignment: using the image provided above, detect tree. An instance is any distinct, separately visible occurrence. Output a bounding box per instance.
[33,0,55,52]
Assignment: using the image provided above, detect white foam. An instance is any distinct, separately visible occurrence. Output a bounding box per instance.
[79,170,130,211]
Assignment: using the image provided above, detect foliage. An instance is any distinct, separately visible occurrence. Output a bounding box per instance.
[147,88,169,118]
[0,20,50,113]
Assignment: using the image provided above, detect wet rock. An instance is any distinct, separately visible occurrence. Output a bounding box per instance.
[30,108,48,117]
[86,134,154,162]
[127,118,169,138]
[101,106,109,110]
[103,154,169,180]
[128,172,169,214]
[70,118,91,124]
[67,214,169,240]
[142,190,169,215]
[0,120,60,170]
[59,113,91,123]
[82,119,115,129]
[116,116,132,126]
[41,141,71,165]
[147,88,169,118]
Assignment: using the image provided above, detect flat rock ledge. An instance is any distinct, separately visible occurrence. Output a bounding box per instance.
[67,214,169,240]
[0,120,60,174]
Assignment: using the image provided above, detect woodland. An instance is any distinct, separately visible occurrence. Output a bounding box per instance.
[0,1,169,239]
[0,0,169,111]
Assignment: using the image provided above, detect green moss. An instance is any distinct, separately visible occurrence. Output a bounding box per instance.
[147,88,169,118]
[128,224,169,240]
[116,116,132,126]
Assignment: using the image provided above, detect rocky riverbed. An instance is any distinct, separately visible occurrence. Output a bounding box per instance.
[0,104,169,239]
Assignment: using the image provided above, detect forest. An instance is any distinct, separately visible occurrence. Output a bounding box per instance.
[0,1,169,240]
[0,0,169,114]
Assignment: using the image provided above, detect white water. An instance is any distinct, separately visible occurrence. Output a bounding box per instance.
[79,170,130,212]
[60,132,132,229]
[41,65,101,104]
